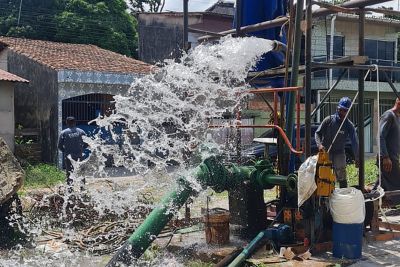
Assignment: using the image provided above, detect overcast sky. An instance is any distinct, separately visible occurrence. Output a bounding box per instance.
[163,0,400,12]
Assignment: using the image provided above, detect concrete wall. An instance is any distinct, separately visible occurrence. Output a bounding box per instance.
[312,16,399,59]
[138,13,203,64]
[0,49,8,70]
[7,51,59,163]
[0,81,15,151]
[57,81,131,167]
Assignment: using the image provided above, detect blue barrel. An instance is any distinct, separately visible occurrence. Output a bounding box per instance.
[332,222,363,259]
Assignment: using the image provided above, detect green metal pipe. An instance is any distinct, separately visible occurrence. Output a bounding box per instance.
[106,179,194,266]
[285,0,304,174]
[227,230,266,267]
[228,225,292,267]
[106,157,297,267]
[258,172,298,193]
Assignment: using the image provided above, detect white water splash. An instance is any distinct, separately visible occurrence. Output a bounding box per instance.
[81,36,273,177]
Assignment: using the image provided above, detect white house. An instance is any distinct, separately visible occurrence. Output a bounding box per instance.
[0,69,28,151]
[311,13,400,153]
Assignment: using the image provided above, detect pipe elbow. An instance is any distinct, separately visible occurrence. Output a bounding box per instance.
[272,40,287,55]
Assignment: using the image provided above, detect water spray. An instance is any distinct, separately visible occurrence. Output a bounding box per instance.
[106,156,297,266]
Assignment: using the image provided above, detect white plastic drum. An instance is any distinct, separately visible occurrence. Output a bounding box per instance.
[329,187,365,224]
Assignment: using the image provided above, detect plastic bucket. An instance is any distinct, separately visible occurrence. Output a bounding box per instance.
[203,211,230,245]
[332,222,363,259]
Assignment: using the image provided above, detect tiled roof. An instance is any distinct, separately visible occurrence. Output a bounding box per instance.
[205,0,235,16]
[0,69,28,83]
[326,13,400,28]
[0,37,153,74]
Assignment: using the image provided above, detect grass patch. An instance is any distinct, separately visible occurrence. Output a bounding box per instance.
[23,163,65,189]
[347,159,378,187]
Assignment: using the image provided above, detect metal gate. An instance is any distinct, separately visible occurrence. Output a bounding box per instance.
[62,93,116,166]
[62,93,115,131]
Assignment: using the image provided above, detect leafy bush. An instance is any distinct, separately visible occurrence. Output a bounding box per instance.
[23,164,65,188]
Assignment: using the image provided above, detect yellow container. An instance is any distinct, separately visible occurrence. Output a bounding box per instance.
[316,152,336,197]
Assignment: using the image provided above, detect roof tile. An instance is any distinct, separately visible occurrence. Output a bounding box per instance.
[0,37,153,74]
[0,69,28,83]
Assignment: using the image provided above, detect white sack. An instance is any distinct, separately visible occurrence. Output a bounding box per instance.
[297,155,318,207]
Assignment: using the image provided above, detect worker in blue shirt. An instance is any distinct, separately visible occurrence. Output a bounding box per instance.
[58,116,86,191]
[376,98,400,205]
[315,97,359,188]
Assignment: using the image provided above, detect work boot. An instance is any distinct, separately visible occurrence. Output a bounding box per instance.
[339,180,348,188]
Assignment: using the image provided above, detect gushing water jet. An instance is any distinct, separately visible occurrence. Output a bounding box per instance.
[106,156,297,266]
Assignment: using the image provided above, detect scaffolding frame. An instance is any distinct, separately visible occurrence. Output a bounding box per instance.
[196,0,400,190]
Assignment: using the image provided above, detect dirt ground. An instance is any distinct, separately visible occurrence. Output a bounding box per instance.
[15,170,400,266]
[87,172,400,267]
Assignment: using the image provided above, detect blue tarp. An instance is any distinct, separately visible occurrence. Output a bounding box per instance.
[237,1,299,171]
[236,0,287,87]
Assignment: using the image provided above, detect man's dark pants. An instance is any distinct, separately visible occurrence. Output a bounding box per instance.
[64,154,85,189]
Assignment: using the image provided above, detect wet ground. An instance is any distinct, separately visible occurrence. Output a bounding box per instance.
[155,228,400,266]
[3,170,400,266]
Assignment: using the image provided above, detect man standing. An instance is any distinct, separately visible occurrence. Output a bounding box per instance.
[377,98,400,204]
[58,116,86,190]
[315,97,359,188]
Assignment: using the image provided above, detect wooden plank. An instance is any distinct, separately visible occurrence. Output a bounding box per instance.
[379,221,400,232]
[366,230,400,242]
[15,128,40,136]
[312,0,359,14]
[248,86,302,94]
[247,56,368,79]
[247,65,306,78]
[370,200,380,233]
[328,55,368,65]
[383,190,400,197]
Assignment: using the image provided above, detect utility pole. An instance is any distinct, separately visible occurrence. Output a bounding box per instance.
[183,0,189,52]
[17,0,23,26]
[305,0,312,157]
[358,9,365,191]
[235,0,242,36]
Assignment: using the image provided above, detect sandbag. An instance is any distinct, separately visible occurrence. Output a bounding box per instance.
[329,187,365,224]
[0,137,24,205]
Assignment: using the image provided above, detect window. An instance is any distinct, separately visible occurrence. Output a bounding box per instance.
[313,35,345,79]
[326,35,345,59]
[364,39,395,61]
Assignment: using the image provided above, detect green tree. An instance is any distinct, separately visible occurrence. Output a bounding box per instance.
[0,0,58,40]
[129,0,165,13]
[55,0,137,56]
[0,0,138,57]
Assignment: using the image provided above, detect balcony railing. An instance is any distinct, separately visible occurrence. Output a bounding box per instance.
[312,55,400,83]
